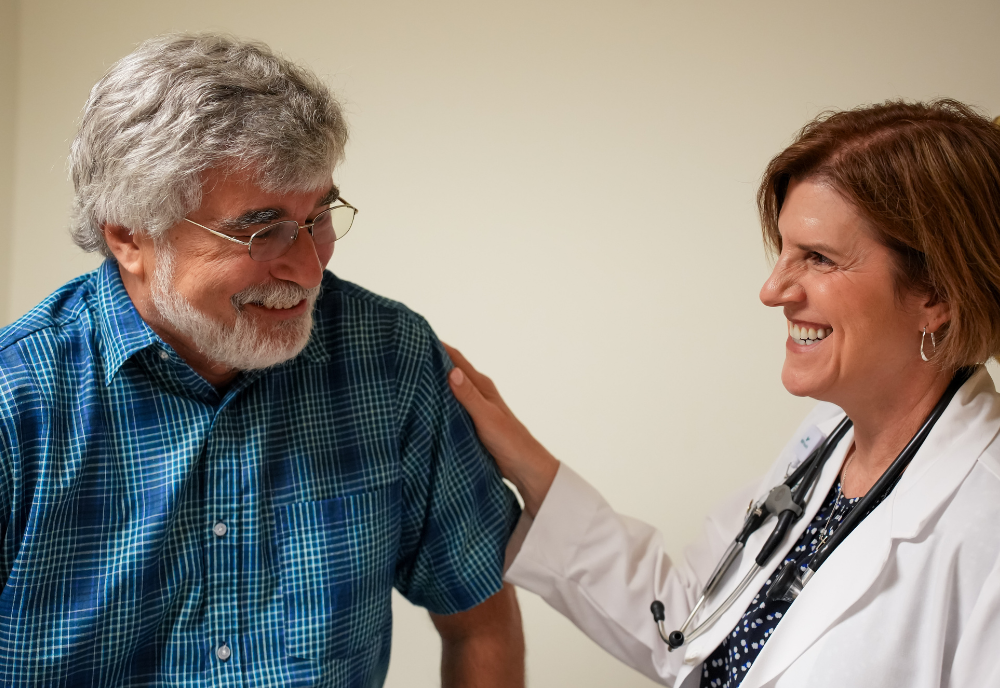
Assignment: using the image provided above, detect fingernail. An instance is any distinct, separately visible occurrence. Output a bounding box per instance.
[450,367,465,385]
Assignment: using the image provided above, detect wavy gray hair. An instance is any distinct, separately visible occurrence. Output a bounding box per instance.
[69,33,348,257]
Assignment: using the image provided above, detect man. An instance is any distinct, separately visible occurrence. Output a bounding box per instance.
[0,34,523,687]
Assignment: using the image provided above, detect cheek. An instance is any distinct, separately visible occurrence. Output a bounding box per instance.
[184,282,229,313]
[318,242,335,267]
[175,265,246,314]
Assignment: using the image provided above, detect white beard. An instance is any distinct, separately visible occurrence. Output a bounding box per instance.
[149,244,320,371]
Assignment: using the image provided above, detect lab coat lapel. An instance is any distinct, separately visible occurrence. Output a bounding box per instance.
[678,415,852,675]
[742,485,893,688]
[890,368,1000,539]
[743,368,1000,688]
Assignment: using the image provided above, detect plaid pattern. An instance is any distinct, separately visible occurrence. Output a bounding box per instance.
[0,261,519,687]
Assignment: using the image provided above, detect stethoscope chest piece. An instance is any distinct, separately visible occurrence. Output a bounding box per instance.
[765,564,811,604]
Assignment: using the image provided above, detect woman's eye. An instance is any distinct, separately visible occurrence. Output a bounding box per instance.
[808,251,834,267]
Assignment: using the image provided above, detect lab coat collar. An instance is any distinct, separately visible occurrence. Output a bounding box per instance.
[889,368,1000,539]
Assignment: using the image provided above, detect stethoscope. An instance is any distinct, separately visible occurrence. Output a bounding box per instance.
[650,366,975,652]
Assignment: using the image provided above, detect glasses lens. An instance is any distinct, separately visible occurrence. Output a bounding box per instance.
[249,221,298,262]
[309,208,336,246]
[312,205,356,242]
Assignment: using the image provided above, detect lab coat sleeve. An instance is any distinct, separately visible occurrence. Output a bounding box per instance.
[504,463,757,685]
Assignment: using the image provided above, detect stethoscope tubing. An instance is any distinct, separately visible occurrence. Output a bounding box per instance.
[806,366,974,574]
[656,417,852,648]
[653,366,975,652]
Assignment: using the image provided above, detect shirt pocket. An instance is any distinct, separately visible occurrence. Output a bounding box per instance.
[274,482,401,660]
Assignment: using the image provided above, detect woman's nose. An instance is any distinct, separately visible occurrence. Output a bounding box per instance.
[760,260,803,307]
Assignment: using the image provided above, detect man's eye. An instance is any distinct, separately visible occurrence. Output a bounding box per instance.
[238,225,275,238]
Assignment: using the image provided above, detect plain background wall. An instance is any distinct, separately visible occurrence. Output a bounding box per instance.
[0,0,15,326]
[3,1,1000,685]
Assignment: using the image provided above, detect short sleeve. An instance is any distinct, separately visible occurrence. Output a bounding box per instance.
[391,314,521,614]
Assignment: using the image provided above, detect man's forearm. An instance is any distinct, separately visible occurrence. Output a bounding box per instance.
[432,584,525,688]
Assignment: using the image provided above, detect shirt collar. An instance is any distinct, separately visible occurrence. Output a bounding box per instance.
[95,260,162,386]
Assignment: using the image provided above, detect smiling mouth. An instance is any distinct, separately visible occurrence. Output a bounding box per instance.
[245,300,304,311]
[788,321,833,346]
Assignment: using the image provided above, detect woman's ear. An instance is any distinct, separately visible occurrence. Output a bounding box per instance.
[103,224,150,280]
[923,294,951,334]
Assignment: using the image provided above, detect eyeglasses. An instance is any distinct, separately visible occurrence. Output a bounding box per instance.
[183,199,358,262]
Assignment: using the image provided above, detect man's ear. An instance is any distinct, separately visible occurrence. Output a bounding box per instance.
[103,224,150,279]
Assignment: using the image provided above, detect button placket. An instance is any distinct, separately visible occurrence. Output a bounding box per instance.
[204,402,243,681]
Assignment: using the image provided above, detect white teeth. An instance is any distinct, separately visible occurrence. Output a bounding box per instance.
[787,322,832,345]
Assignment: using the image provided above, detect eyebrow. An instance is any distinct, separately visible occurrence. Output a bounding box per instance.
[216,185,341,233]
[793,241,841,257]
[318,185,340,206]
[217,209,283,232]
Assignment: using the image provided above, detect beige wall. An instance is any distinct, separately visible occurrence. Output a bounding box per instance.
[0,0,16,325]
[5,1,1000,686]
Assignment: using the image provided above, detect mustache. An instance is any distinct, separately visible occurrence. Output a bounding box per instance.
[231,281,321,310]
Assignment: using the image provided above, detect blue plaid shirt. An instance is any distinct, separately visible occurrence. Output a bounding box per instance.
[0,261,519,687]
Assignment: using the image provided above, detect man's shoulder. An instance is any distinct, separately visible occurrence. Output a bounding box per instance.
[323,273,423,318]
[317,272,435,344]
[0,271,99,360]
[310,273,453,405]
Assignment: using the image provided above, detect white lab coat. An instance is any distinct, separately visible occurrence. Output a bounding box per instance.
[504,368,1000,687]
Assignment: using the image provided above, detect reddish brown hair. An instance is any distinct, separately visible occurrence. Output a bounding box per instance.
[758,99,1000,370]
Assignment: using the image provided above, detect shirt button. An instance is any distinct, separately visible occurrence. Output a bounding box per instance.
[213,521,228,537]
[159,350,169,360]
[216,643,231,661]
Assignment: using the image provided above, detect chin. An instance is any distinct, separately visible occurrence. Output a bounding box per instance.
[231,312,315,369]
[781,364,824,399]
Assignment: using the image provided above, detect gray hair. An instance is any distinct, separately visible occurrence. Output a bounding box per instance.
[69,33,348,256]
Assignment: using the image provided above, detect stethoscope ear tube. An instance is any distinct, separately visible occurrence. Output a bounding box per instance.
[754,418,853,569]
[656,416,853,651]
[754,510,797,567]
[663,563,763,650]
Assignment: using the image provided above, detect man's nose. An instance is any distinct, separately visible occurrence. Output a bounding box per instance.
[269,225,325,289]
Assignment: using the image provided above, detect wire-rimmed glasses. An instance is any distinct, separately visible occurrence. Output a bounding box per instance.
[184,199,357,262]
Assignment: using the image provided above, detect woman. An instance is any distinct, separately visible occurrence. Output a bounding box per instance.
[446,100,1000,687]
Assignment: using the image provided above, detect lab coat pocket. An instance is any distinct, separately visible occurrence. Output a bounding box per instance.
[275,482,401,660]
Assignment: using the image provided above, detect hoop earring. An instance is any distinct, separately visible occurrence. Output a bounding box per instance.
[920,326,937,362]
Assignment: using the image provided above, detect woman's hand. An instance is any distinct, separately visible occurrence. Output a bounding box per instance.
[445,344,560,518]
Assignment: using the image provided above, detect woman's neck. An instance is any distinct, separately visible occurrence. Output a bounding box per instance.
[838,370,954,499]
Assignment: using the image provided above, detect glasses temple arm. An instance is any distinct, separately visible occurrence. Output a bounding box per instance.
[183,218,251,247]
